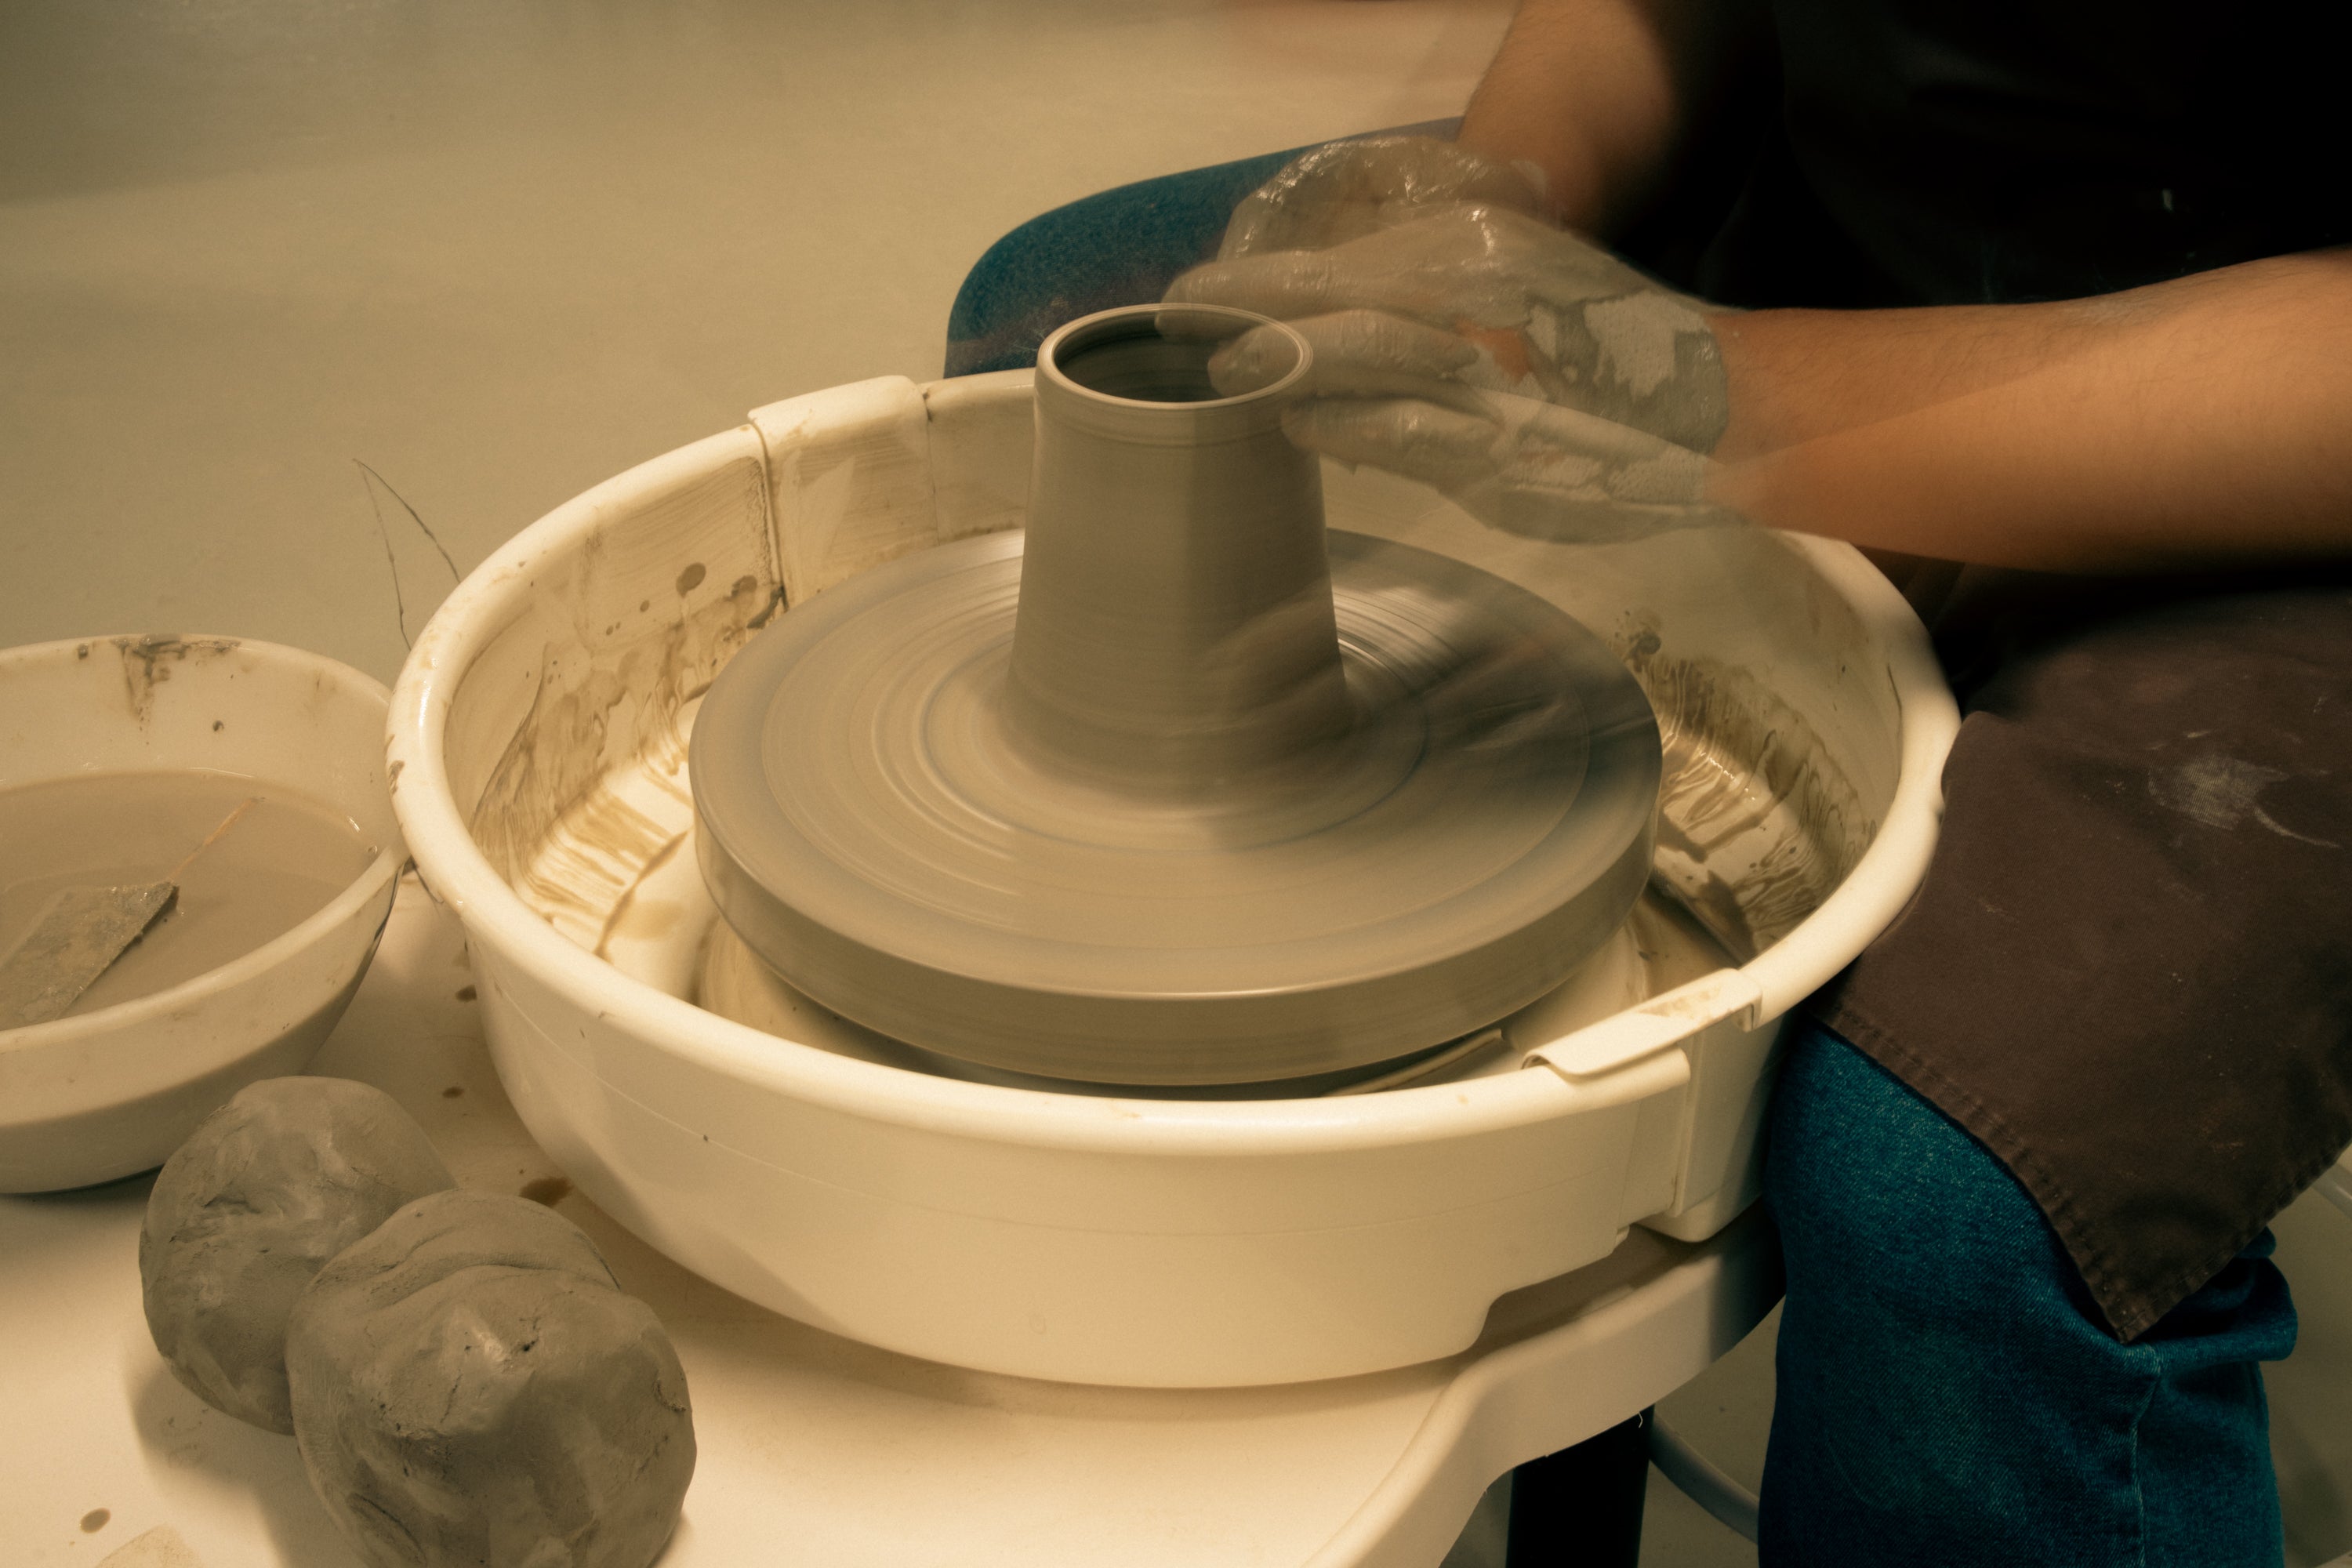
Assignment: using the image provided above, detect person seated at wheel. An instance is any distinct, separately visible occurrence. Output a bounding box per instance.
[1169,2,2352,1560]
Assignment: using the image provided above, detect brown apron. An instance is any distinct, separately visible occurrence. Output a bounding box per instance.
[1661,0,2352,1343]
[1809,571,2352,1338]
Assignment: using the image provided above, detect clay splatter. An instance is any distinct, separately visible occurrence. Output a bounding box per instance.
[593,833,690,960]
[466,452,771,895]
[2150,754,2339,848]
[519,1175,573,1207]
[517,789,682,948]
[116,635,239,725]
[81,1508,110,1533]
[1617,634,1873,960]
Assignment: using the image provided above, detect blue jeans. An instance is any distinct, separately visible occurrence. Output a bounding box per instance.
[1762,1018,2297,1566]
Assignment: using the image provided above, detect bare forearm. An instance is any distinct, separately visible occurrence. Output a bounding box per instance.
[1708,252,2352,571]
[1456,0,1754,238]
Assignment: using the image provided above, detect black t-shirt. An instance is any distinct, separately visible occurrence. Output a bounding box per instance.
[1700,0,2352,308]
[1685,0,2352,1340]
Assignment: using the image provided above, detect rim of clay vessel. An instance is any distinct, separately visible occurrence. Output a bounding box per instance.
[1034,304,1308,444]
[0,636,404,1054]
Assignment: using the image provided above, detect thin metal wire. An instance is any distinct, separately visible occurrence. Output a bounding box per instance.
[1648,1416,1762,1543]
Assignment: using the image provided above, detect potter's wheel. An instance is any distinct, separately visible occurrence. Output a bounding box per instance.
[691,305,1661,1086]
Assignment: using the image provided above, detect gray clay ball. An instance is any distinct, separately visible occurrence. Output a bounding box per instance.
[285,1188,695,1568]
[140,1076,456,1433]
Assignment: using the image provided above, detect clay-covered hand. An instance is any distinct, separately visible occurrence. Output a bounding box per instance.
[1167,203,1735,542]
[1215,134,1550,259]
[1285,365,1719,544]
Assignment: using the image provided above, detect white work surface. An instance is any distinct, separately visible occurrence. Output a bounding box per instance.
[2,880,1779,1567]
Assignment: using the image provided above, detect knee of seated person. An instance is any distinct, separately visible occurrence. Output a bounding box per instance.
[1767,1018,2081,1319]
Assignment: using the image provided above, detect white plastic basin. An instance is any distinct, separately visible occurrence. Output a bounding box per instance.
[389,370,1958,1386]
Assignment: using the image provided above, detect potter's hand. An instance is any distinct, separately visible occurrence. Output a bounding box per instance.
[1167,205,1734,541]
[1216,135,1550,259]
[1173,204,1730,456]
[1282,380,1722,545]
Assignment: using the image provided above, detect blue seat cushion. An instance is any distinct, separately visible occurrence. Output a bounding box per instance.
[943,119,1459,378]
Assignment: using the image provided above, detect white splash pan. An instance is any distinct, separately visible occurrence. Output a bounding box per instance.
[389,369,1958,1388]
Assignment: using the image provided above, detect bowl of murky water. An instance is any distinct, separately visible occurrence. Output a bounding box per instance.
[0,635,403,1192]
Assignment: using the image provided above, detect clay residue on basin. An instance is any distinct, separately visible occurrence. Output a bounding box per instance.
[462,447,778,925]
[489,637,734,959]
[115,634,241,726]
[1617,630,1875,960]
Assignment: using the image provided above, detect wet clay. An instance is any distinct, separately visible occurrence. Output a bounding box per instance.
[140,1077,455,1433]
[285,1189,695,1568]
[0,771,376,1019]
[464,452,775,894]
[1617,638,1873,960]
[691,306,1664,1086]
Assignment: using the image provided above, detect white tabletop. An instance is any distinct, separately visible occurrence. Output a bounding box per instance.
[3,880,1778,1568]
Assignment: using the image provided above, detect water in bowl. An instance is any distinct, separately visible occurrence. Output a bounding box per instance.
[0,769,379,1021]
